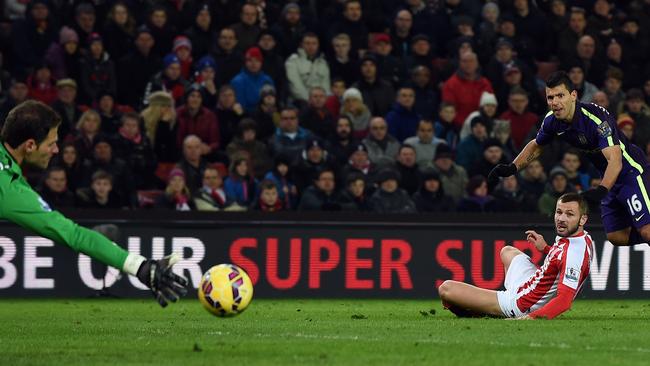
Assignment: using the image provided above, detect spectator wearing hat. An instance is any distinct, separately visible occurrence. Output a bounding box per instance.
[116,26,162,108]
[390,9,414,58]
[386,86,420,143]
[340,87,371,139]
[156,168,195,211]
[232,3,262,51]
[468,138,508,179]
[285,32,330,106]
[496,63,543,115]
[300,86,336,141]
[38,166,76,210]
[183,4,217,61]
[369,168,416,214]
[353,55,396,117]
[298,168,342,211]
[329,116,360,166]
[11,0,57,74]
[339,172,370,212]
[224,153,259,208]
[491,119,518,162]
[143,53,191,106]
[456,116,489,172]
[442,51,494,130]
[369,33,405,87]
[519,159,546,211]
[45,26,82,81]
[268,107,313,162]
[412,168,455,213]
[0,77,29,126]
[617,113,635,141]
[176,85,220,156]
[26,64,57,105]
[457,175,498,213]
[231,46,275,113]
[327,0,369,57]
[485,37,534,99]
[80,33,117,104]
[49,79,83,140]
[72,3,97,49]
[97,90,129,135]
[81,136,135,207]
[102,2,137,62]
[498,86,539,150]
[257,31,288,102]
[270,3,306,58]
[393,144,421,195]
[251,84,280,141]
[226,118,272,179]
[194,165,234,211]
[77,170,123,209]
[172,36,193,80]
[146,5,176,58]
[112,112,157,189]
[459,91,498,140]
[404,34,436,78]
[404,119,447,168]
[363,116,400,169]
[477,2,500,49]
[264,154,298,209]
[176,135,209,193]
[409,65,439,121]
[328,33,358,87]
[292,136,339,193]
[340,142,378,189]
[567,63,598,103]
[193,55,218,107]
[538,167,575,216]
[212,27,243,87]
[622,89,650,149]
[141,91,178,163]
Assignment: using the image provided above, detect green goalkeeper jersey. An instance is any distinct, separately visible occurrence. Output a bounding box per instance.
[0,142,145,275]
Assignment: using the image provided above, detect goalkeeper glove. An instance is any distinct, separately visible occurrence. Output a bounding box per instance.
[581,185,609,203]
[136,253,189,307]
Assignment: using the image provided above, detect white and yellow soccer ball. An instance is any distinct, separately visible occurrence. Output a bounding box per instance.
[198,264,254,317]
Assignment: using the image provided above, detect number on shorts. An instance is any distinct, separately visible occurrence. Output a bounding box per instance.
[627,194,643,215]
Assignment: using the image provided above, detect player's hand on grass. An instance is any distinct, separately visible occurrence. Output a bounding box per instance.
[580,185,609,203]
[488,163,517,184]
[525,230,548,251]
[136,253,189,307]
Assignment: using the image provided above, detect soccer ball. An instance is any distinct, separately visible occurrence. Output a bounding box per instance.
[198,264,254,317]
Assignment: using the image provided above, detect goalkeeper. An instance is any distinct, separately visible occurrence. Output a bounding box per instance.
[0,101,187,307]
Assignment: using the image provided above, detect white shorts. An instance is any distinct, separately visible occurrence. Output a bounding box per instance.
[497,254,537,318]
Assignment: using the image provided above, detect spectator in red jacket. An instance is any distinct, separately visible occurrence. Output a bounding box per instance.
[176,85,220,156]
[441,51,493,130]
[27,64,57,105]
[498,86,538,150]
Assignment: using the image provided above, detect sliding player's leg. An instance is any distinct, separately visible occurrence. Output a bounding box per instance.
[438,280,503,317]
[500,246,525,274]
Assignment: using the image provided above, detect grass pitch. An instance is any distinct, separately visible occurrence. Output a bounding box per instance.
[1,298,649,365]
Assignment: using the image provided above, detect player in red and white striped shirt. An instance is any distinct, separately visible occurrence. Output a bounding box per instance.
[438,192,593,319]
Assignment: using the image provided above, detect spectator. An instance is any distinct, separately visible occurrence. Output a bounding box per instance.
[557,7,590,64]
[252,180,285,212]
[232,3,262,51]
[617,113,635,141]
[519,159,546,211]
[434,102,458,148]
[457,175,497,212]
[257,31,288,102]
[328,33,358,87]
[147,5,176,57]
[623,89,650,149]
[393,145,420,195]
[441,51,494,130]
[141,91,178,163]
[44,26,82,81]
[77,170,122,209]
[74,109,103,160]
[82,137,134,207]
[50,142,84,193]
[369,168,417,214]
[603,67,625,114]
[329,116,359,166]
[194,165,233,211]
[212,28,243,86]
[231,46,274,113]
[226,118,272,179]
[617,17,648,89]
[215,85,245,148]
[48,79,82,140]
[251,84,280,141]
[193,56,219,108]
[103,2,136,62]
[270,3,305,58]
[155,168,195,211]
[386,86,420,142]
[172,36,193,80]
[143,53,190,106]
[298,168,341,211]
[268,107,313,162]
[38,166,76,210]
[176,85,220,156]
[566,35,607,87]
[285,33,330,106]
[390,9,413,58]
[507,0,549,61]
[498,87,538,150]
[404,34,435,72]
[0,77,29,125]
[492,175,527,212]
[352,55,395,117]
[300,87,335,140]
[224,154,258,207]
[11,0,57,74]
[96,91,127,135]
[456,117,489,172]
[497,64,543,114]
[183,4,216,61]
[71,3,97,49]
[469,138,507,179]
[27,64,57,105]
[484,37,535,100]
[567,64,598,103]
[410,65,439,121]
[547,0,569,34]
[477,2,500,49]
[264,154,298,209]
[328,0,369,57]
[177,135,208,193]
[116,26,161,108]
[340,142,378,187]
[370,33,405,87]
[363,117,400,169]
[340,87,371,140]
[325,78,346,120]
[459,91,498,140]
[592,91,610,112]
[432,144,468,204]
[112,113,157,189]
[492,119,518,162]
[292,137,338,194]
[558,150,591,193]
[538,167,574,216]
[339,172,370,212]
[412,168,455,213]
[404,119,447,168]
[80,33,117,104]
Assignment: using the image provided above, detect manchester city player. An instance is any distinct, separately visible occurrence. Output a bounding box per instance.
[490,71,650,247]
[0,101,188,306]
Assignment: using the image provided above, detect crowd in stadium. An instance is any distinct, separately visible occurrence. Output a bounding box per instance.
[1,0,650,213]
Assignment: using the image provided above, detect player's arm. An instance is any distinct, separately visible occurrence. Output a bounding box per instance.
[527,283,576,320]
[581,145,622,202]
[488,139,543,183]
